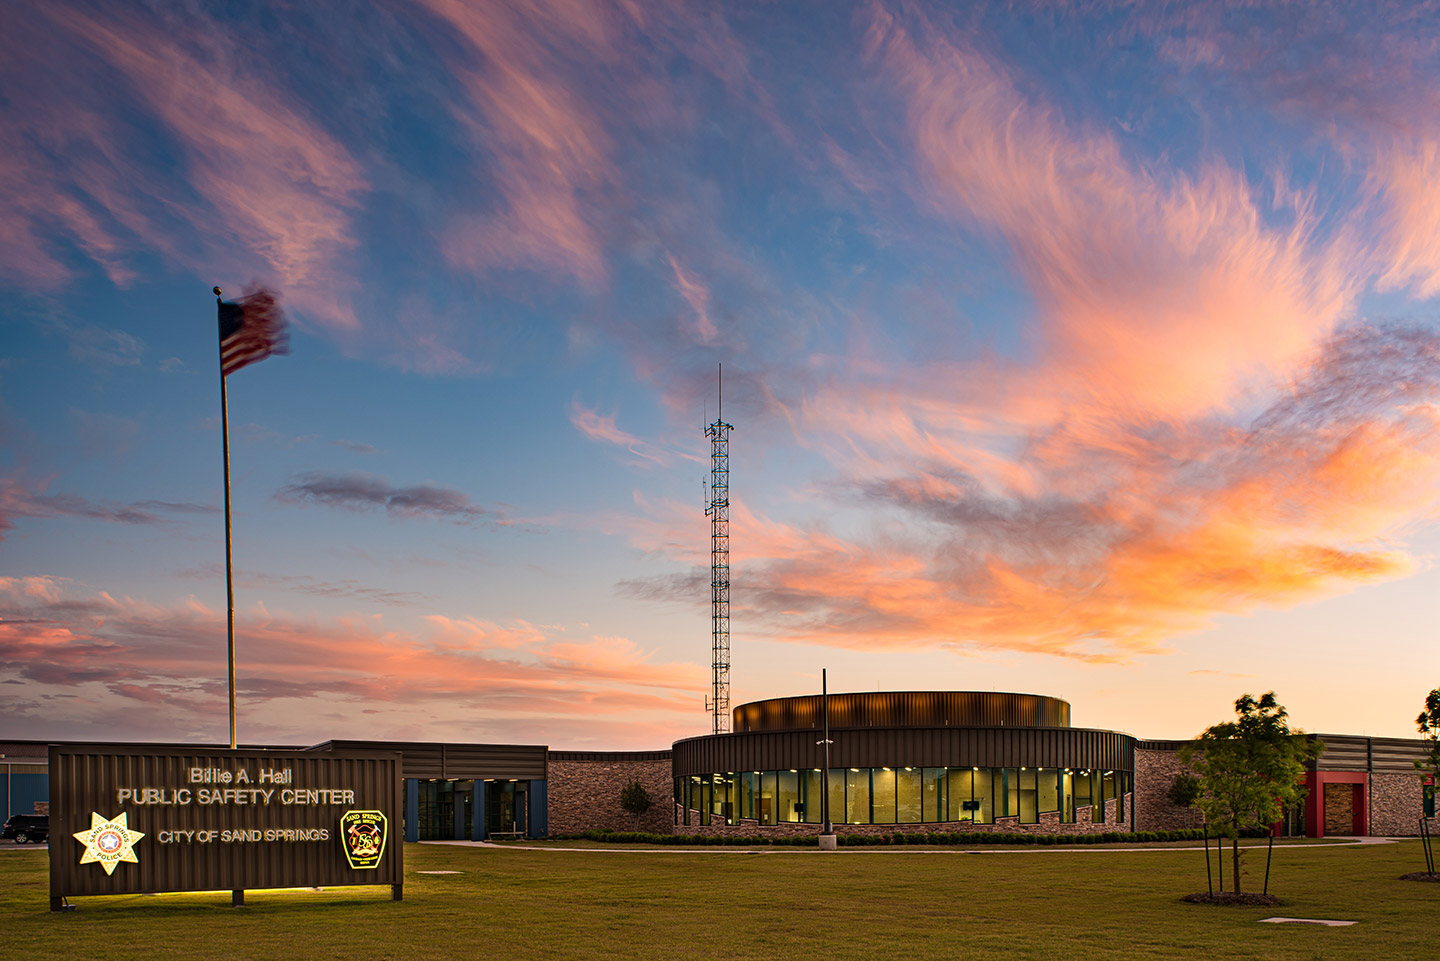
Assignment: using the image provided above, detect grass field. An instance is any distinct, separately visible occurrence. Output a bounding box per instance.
[2,840,1434,960]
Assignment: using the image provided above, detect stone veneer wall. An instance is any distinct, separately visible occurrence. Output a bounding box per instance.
[1133,746,1203,832]
[1370,772,1425,836]
[672,796,1130,837]
[547,757,673,835]
[1324,783,1355,835]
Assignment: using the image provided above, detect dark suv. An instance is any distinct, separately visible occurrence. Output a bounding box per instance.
[1,814,49,843]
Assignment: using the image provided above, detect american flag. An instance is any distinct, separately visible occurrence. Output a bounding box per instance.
[218,287,289,376]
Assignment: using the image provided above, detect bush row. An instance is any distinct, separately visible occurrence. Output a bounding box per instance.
[544,827,1242,847]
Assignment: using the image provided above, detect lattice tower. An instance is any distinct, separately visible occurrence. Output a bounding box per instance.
[704,366,733,734]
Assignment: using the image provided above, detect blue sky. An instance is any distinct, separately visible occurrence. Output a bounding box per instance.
[3,0,1440,748]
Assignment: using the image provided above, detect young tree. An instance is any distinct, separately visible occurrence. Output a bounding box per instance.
[1180,692,1321,894]
[1167,772,1201,809]
[619,777,652,830]
[1416,687,1440,874]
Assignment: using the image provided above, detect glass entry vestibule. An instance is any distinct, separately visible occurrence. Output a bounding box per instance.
[406,778,547,841]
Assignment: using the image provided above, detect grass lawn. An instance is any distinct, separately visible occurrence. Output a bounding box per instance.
[2,840,1434,960]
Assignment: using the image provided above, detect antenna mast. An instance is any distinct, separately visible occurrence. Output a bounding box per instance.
[704,363,733,734]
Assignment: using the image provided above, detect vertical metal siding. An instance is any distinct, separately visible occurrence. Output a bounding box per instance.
[732,692,1071,733]
[672,727,1134,776]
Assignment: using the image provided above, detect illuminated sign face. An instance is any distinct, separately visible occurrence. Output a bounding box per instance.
[340,810,388,869]
[73,812,144,876]
[49,746,402,908]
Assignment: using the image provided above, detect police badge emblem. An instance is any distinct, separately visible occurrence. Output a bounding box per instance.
[73,811,144,875]
[340,810,387,869]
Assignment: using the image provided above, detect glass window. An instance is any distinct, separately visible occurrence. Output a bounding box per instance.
[778,770,801,823]
[1092,770,1105,822]
[760,771,777,826]
[1074,769,1092,812]
[700,777,711,826]
[1038,768,1059,815]
[897,768,922,823]
[674,778,681,826]
[826,769,845,826]
[1002,768,1019,820]
[713,774,729,825]
[1059,770,1074,823]
[946,768,973,822]
[741,772,758,821]
[1116,772,1128,823]
[872,768,897,824]
[803,770,823,823]
[486,781,517,835]
[846,768,871,824]
[1018,767,1038,823]
[724,774,737,825]
[973,768,993,824]
[922,768,946,823]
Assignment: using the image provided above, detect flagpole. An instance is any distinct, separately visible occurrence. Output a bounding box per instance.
[214,286,237,750]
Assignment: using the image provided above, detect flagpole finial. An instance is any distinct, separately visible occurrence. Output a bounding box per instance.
[213,286,223,299]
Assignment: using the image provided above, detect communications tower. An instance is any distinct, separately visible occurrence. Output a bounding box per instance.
[704,364,733,734]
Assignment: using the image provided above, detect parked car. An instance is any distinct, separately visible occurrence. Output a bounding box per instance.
[2,814,49,843]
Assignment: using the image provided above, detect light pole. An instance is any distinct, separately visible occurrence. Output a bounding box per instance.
[817,670,836,851]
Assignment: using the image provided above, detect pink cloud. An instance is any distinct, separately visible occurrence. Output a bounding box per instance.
[569,402,669,466]
[863,2,1357,422]
[0,576,707,745]
[0,5,366,328]
[415,0,627,287]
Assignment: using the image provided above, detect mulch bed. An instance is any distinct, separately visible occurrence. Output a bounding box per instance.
[1181,892,1285,906]
[1398,872,1440,882]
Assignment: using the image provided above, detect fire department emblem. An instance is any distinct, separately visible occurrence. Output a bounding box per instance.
[340,809,387,869]
[73,811,144,875]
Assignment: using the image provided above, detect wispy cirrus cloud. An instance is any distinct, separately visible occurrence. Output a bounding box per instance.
[569,402,671,467]
[274,471,504,524]
[0,2,365,327]
[863,1,1356,420]
[412,0,626,288]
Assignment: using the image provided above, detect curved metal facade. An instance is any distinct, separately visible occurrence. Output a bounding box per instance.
[732,691,1070,734]
[673,726,1134,776]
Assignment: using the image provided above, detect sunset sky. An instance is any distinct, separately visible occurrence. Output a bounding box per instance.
[3,1,1439,749]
